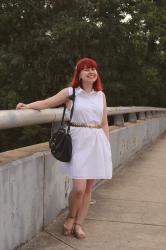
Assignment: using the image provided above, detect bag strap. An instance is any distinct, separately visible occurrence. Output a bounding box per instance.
[61,87,75,133]
[51,87,75,138]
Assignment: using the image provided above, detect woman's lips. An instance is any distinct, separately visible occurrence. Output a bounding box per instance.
[87,75,96,78]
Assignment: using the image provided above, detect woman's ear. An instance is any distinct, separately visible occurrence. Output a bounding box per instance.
[79,79,83,85]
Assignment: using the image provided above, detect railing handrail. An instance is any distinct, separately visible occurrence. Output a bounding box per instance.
[107,106,166,114]
[0,107,166,130]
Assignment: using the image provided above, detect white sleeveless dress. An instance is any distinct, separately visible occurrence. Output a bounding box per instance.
[60,86,112,179]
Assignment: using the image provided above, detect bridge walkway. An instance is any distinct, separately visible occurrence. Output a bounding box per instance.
[19,133,166,250]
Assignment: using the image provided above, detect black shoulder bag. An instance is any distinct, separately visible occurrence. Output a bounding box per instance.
[49,88,75,162]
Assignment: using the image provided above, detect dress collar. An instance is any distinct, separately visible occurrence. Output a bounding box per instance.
[77,86,96,94]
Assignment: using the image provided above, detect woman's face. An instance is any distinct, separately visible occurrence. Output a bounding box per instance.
[79,66,97,84]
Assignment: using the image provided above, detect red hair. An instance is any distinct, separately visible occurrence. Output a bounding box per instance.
[71,58,103,91]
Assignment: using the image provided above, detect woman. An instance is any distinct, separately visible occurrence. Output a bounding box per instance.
[16,58,112,240]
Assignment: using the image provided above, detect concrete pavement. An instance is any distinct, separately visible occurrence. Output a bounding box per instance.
[18,133,166,250]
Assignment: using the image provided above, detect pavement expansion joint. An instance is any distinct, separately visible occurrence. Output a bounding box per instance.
[86,217,166,228]
[44,229,79,250]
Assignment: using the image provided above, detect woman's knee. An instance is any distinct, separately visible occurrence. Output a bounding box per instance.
[85,180,94,194]
[73,187,85,197]
[72,180,86,197]
[85,186,93,194]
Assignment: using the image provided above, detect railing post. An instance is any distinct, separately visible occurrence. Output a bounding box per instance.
[113,114,124,126]
[128,113,137,122]
[161,111,166,117]
[138,112,145,120]
[156,111,160,118]
[151,111,155,117]
[152,111,158,118]
[146,111,152,119]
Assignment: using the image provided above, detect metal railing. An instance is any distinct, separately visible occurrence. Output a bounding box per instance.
[0,107,166,130]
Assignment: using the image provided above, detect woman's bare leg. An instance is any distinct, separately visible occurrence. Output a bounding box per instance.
[74,179,95,238]
[63,179,87,233]
[76,179,94,224]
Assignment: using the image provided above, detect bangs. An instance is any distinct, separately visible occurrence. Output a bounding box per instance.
[76,58,97,72]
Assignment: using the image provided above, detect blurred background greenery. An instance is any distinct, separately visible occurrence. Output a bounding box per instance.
[0,0,165,152]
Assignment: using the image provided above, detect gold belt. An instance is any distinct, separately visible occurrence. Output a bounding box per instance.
[70,122,102,129]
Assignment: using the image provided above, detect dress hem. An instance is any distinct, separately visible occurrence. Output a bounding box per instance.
[65,175,112,180]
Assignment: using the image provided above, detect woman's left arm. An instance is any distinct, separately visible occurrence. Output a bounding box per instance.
[101,93,109,139]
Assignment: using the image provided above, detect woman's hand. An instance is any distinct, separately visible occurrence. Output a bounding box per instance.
[16,103,28,110]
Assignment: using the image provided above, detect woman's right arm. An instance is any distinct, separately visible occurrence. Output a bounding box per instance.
[16,88,70,110]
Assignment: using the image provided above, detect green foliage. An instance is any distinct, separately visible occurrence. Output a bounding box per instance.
[0,0,165,151]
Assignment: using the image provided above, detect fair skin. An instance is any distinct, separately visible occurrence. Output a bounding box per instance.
[16,66,110,238]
